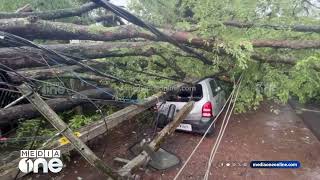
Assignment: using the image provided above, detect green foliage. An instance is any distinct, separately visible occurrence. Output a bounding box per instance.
[0,0,81,12]
[128,0,320,112]
[15,119,57,148]
[129,0,182,25]
[68,114,100,130]
[290,54,320,102]
[9,105,119,149]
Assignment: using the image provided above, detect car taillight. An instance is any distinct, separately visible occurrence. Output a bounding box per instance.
[202,101,213,117]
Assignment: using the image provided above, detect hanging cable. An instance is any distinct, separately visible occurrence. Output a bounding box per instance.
[0,31,145,87]
[203,75,243,180]
[90,0,212,65]
[173,87,236,180]
[103,61,191,85]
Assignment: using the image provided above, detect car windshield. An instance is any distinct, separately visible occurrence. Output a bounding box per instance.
[167,84,203,102]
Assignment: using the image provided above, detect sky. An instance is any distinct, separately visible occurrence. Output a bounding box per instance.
[110,0,128,7]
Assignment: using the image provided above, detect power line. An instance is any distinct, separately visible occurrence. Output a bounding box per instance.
[203,75,243,180]
[173,87,236,180]
[0,31,144,87]
[91,0,213,65]
[105,61,191,84]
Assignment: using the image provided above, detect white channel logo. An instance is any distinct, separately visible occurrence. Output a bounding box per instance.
[18,150,63,173]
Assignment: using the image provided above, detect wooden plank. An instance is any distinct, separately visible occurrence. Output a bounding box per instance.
[118,101,194,177]
[17,83,119,179]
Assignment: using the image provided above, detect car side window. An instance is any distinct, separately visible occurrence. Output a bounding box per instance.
[216,79,228,92]
[209,80,219,97]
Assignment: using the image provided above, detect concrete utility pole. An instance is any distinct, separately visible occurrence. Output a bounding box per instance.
[18,83,120,180]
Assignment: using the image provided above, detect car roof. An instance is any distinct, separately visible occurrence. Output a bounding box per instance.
[195,76,216,84]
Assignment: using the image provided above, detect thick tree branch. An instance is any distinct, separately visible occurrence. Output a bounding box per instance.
[223,20,320,33]
[1,18,319,50]
[0,88,115,125]
[0,42,158,69]
[60,73,108,83]
[0,42,317,74]
[0,18,156,42]
[0,2,99,20]
[251,40,320,49]
[8,61,110,83]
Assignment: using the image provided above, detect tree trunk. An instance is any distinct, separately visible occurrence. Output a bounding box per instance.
[1,42,316,74]
[251,40,320,49]
[0,42,157,69]
[9,64,84,83]
[8,61,110,83]
[0,88,115,125]
[0,2,99,20]
[1,18,319,50]
[223,20,320,33]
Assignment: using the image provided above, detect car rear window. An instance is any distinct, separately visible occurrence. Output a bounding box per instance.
[167,84,203,102]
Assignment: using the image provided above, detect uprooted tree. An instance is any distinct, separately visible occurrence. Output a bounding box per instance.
[0,0,319,114]
[0,0,319,178]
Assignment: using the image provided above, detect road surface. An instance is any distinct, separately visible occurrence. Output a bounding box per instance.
[27,101,320,180]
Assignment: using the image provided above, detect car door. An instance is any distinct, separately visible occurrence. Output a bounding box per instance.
[215,79,226,107]
[209,79,222,115]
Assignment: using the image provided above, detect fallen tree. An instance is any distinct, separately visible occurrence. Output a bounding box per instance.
[0,1,318,179]
[1,42,317,73]
[0,18,319,50]
[0,42,157,69]
[0,88,115,125]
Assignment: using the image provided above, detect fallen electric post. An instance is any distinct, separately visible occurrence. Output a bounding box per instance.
[17,83,120,179]
[0,81,188,179]
[118,101,194,178]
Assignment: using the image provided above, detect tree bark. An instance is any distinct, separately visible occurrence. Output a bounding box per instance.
[0,42,157,69]
[0,88,114,125]
[0,42,315,73]
[0,18,155,42]
[1,18,319,50]
[0,2,99,20]
[9,64,83,83]
[251,40,320,49]
[8,61,109,83]
[223,20,320,33]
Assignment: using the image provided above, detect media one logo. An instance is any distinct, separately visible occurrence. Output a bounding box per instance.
[18,150,63,173]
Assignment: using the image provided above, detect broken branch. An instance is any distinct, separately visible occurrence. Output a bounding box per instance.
[0,42,314,72]
[0,2,99,20]
[223,20,320,33]
[0,88,114,125]
[0,18,319,50]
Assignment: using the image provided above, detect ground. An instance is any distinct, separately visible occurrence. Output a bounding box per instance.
[26,101,320,180]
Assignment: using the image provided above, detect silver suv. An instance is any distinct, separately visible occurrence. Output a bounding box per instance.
[156,77,226,134]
